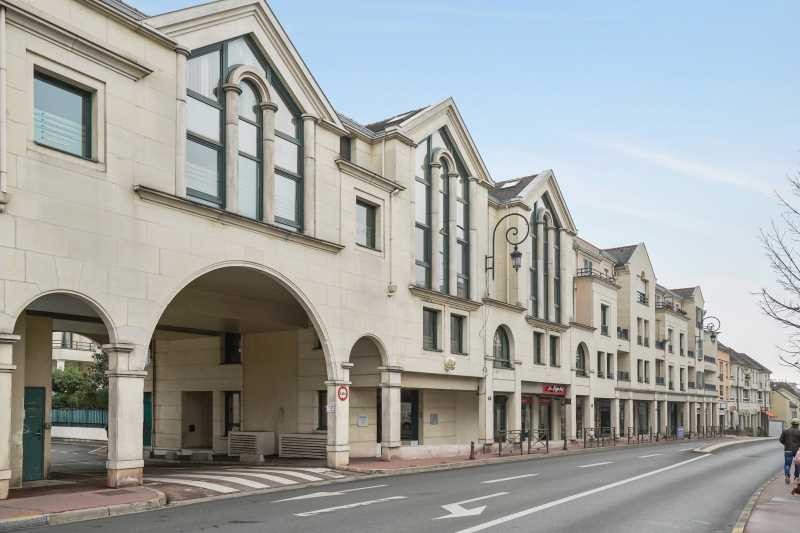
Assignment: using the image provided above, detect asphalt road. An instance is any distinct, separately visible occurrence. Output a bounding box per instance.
[33,439,781,533]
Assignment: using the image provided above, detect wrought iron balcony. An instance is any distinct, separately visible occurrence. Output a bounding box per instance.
[575,268,616,283]
[655,339,666,350]
[617,371,630,382]
[704,355,716,363]
[637,291,649,305]
[704,384,717,392]
[617,327,629,340]
[669,382,674,391]
[655,376,665,386]
[688,381,696,389]
[575,368,588,377]
[601,325,609,336]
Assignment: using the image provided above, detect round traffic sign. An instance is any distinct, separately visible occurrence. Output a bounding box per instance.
[337,385,349,401]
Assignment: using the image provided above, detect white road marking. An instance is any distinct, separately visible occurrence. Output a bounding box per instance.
[271,467,345,478]
[170,474,268,489]
[638,454,662,458]
[239,469,324,482]
[680,447,696,451]
[482,474,538,484]
[434,492,508,520]
[204,471,299,485]
[577,461,613,468]
[144,477,239,494]
[274,484,388,502]
[295,496,407,517]
[454,454,710,533]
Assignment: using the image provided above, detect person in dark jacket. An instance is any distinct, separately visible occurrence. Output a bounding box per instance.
[779,418,800,484]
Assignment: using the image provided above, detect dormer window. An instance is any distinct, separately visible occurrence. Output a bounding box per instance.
[185,36,303,229]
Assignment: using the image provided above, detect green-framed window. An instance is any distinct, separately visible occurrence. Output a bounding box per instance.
[33,72,92,159]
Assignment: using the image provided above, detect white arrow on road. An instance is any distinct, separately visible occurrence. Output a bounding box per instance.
[273,484,388,502]
[434,492,508,520]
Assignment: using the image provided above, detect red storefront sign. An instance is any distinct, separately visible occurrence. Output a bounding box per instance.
[542,384,567,396]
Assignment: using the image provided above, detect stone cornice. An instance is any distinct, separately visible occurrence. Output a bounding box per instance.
[336,159,405,193]
[525,315,569,333]
[569,321,596,332]
[482,297,526,313]
[133,186,344,255]
[2,0,156,80]
[408,286,482,312]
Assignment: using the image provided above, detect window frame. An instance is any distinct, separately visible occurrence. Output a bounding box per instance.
[222,333,242,365]
[317,389,328,430]
[414,138,432,288]
[450,314,466,355]
[224,390,241,436]
[533,331,544,365]
[33,70,93,160]
[422,308,439,351]
[237,80,263,220]
[549,335,559,367]
[493,327,511,369]
[355,197,378,250]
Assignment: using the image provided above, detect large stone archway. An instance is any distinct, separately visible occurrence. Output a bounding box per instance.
[145,264,349,467]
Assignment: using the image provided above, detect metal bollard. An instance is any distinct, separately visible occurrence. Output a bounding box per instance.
[469,441,475,460]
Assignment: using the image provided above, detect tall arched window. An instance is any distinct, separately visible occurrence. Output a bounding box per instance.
[530,203,538,318]
[438,158,450,293]
[493,327,510,368]
[554,228,561,322]
[185,36,303,228]
[237,81,261,219]
[576,343,587,376]
[542,215,550,321]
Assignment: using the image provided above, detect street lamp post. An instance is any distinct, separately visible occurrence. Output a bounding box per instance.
[485,212,531,280]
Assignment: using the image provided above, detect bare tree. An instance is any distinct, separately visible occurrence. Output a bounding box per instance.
[761,172,800,372]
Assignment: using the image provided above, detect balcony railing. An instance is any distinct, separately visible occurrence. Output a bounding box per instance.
[618,371,630,382]
[704,384,717,392]
[601,324,609,336]
[637,291,649,305]
[688,381,696,389]
[52,339,98,352]
[575,368,588,377]
[655,301,687,315]
[617,328,629,340]
[669,382,674,391]
[704,355,716,363]
[575,268,616,283]
[655,376,665,386]
[655,340,666,350]
[680,384,686,391]
[494,359,512,369]
[644,377,650,384]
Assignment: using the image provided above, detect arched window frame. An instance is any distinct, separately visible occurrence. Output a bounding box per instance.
[184,35,304,228]
[493,326,511,369]
[542,213,551,321]
[237,80,262,220]
[576,343,587,376]
[439,156,450,294]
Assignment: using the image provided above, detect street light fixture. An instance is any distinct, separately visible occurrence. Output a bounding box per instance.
[485,212,531,280]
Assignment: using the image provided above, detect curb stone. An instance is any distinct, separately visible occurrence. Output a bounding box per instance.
[692,438,770,454]
[0,488,165,532]
[730,473,780,533]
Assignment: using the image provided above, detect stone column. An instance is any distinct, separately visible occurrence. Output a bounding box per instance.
[105,343,147,488]
[429,161,442,292]
[547,226,556,321]
[532,218,544,318]
[660,400,668,436]
[611,398,623,436]
[447,171,459,296]
[559,229,570,325]
[468,178,480,302]
[624,399,634,437]
[222,83,241,213]
[478,373,494,445]
[585,396,595,434]
[683,401,690,434]
[566,390,577,441]
[0,334,19,499]
[378,366,401,460]
[649,399,658,434]
[174,46,190,198]
[260,102,278,224]
[712,402,719,430]
[532,396,540,436]
[326,362,352,468]
[509,383,522,435]
[301,114,318,236]
[551,399,561,441]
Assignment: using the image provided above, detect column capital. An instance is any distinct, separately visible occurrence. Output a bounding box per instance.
[175,45,192,57]
[221,82,242,95]
[259,101,278,112]
[101,343,135,355]
[0,334,20,345]
[377,365,403,373]
[300,113,320,123]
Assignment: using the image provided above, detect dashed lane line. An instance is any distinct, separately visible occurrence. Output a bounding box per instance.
[295,496,407,517]
[638,454,663,458]
[482,474,539,484]
[576,461,613,468]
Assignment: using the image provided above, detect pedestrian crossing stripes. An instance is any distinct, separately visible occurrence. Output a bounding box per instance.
[144,466,345,494]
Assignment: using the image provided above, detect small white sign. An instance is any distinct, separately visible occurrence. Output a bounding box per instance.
[326,404,335,413]
[429,413,439,425]
[357,415,369,427]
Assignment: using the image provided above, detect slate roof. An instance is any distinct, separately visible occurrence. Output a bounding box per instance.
[101,0,148,19]
[337,113,380,140]
[672,287,698,299]
[602,245,638,266]
[489,174,539,203]
[772,381,800,398]
[720,342,771,373]
[364,107,430,133]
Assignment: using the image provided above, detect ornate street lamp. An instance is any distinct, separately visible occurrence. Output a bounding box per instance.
[702,315,721,342]
[485,212,531,280]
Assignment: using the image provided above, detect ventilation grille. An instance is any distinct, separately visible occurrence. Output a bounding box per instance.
[278,433,327,459]
[229,433,258,456]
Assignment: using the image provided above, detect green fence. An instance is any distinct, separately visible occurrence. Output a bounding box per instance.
[51,408,107,428]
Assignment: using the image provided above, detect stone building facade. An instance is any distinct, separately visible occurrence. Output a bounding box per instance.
[0,0,735,498]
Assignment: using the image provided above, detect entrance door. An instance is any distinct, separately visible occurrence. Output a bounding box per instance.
[494,396,507,441]
[23,387,46,481]
[143,392,153,447]
[181,391,213,449]
[521,395,533,439]
[400,389,419,442]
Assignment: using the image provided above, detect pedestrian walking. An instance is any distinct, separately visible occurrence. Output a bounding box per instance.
[779,418,800,484]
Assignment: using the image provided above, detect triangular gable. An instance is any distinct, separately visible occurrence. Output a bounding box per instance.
[398,98,492,185]
[517,170,578,234]
[144,0,344,130]
[628,243,657,279]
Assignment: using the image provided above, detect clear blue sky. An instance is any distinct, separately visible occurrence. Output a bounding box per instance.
[133,0,799,380]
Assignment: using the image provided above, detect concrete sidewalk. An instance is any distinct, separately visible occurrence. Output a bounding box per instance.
[0,483,164,531]
[741,474,800,533]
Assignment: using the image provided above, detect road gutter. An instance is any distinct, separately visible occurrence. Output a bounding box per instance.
[729,473,781,533]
